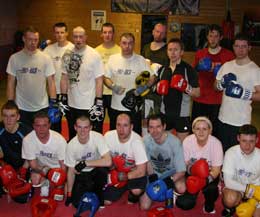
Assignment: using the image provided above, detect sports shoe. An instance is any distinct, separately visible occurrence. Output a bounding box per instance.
[203,206,216,214]
[221,208,235,217]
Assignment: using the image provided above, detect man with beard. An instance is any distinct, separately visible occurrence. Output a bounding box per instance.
[142,22,169,66]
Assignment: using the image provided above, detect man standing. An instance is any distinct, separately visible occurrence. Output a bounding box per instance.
[44,22,74,132]
[6,26,57,127]
[142,22,169,66]
[60,26,104,139]
[215,33,260,152]
[104,33,152,135]
[95,23,121,132]
[22,112,67,186]
[157,38,200,142]
[140,114,186,210]
[64,115,111,208]
[192,24,234,135]
[222,124,260,217]
[104,113,148,205]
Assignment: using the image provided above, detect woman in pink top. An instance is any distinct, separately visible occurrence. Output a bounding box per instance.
[176,116,223,214]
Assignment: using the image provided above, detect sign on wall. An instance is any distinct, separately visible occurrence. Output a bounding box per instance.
[91,10,106,31]
[111,0,199,15]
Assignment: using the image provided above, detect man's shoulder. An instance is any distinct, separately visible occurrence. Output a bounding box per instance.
[17,122,32,135]
[224,145,239,158]
[104,130,117,139]
[90,130,104,139]
[195,48,208,56]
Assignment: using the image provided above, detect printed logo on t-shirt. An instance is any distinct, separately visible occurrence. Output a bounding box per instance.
[62,50,82,84]
[17,67,39,74]
[151,153,171,174]
[81,152,92,160]
[39,151,53,158]
[117,69,133,75]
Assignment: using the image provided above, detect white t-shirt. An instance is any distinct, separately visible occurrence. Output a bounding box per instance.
[222,145,260,185]
[6,49,55,111]
[22,130,67,168]
[183,134,223,167]
[105,53,152,111]
[65,131,109,172]
[104,130,148,165]
[217,60,260,126]
[44,42,74,94]
[62,45,104,109]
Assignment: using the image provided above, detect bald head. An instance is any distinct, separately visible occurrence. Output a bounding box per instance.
[152,23,166,43]
[73,26,86,35]
[73,26,87,50]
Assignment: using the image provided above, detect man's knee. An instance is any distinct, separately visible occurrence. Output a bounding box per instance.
[222,188,242,208]
[139,193,152,210]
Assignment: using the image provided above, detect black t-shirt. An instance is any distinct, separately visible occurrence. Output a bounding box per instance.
[142,43,169,66]
[0,122,32,169]
[160,60,199,117]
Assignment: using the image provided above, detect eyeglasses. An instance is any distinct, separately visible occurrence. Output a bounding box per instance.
[233,45,249,49]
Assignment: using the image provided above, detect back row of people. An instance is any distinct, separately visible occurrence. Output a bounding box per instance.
[6,22,260,154]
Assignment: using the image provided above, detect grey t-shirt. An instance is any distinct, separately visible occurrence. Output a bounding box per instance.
[144,132,186,176]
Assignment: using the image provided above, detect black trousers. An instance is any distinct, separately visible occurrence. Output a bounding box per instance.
[176,177,219,211]
[66,107,103,140]
[215,119,240,152]
[20,107,48,128]
[191,101,220,137]
[109,108,142,136]
[72,168,108,207]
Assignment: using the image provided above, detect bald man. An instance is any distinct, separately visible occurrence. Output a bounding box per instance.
[60,26,104,140]
[142,23,169,66]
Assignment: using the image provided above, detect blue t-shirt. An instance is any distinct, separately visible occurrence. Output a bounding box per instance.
[0,122,32,169]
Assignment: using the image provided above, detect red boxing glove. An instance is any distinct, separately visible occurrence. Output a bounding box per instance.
[112,155,134,173]
[31,196,57,217]
[51,186,64,201]
[8,179,32,198]
[156,80,169,95]
[147,206,174,217]
[186,176,206,194]
[18,167,27,180]
[170,74,191,93]
[190,159,209,179]
[108,169,128,188]
[47,168,66,187]
[0,164,17,187]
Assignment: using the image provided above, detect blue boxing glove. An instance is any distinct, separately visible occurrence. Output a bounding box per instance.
[196,57,212,71]
[213,64,222,77]
[48,98,61,124]
[146,179,168,202]
[216,72,237,91]
[39,39,51,50]
[88,97,104,122]
[225,81,252,100]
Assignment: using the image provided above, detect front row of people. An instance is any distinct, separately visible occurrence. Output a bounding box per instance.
[0,100,260,217]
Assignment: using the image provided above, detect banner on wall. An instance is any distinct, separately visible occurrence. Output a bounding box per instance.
[111,0,199,15]
[91,10,106,31]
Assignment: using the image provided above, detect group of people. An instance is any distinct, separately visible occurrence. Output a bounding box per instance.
[0,20,259,217]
